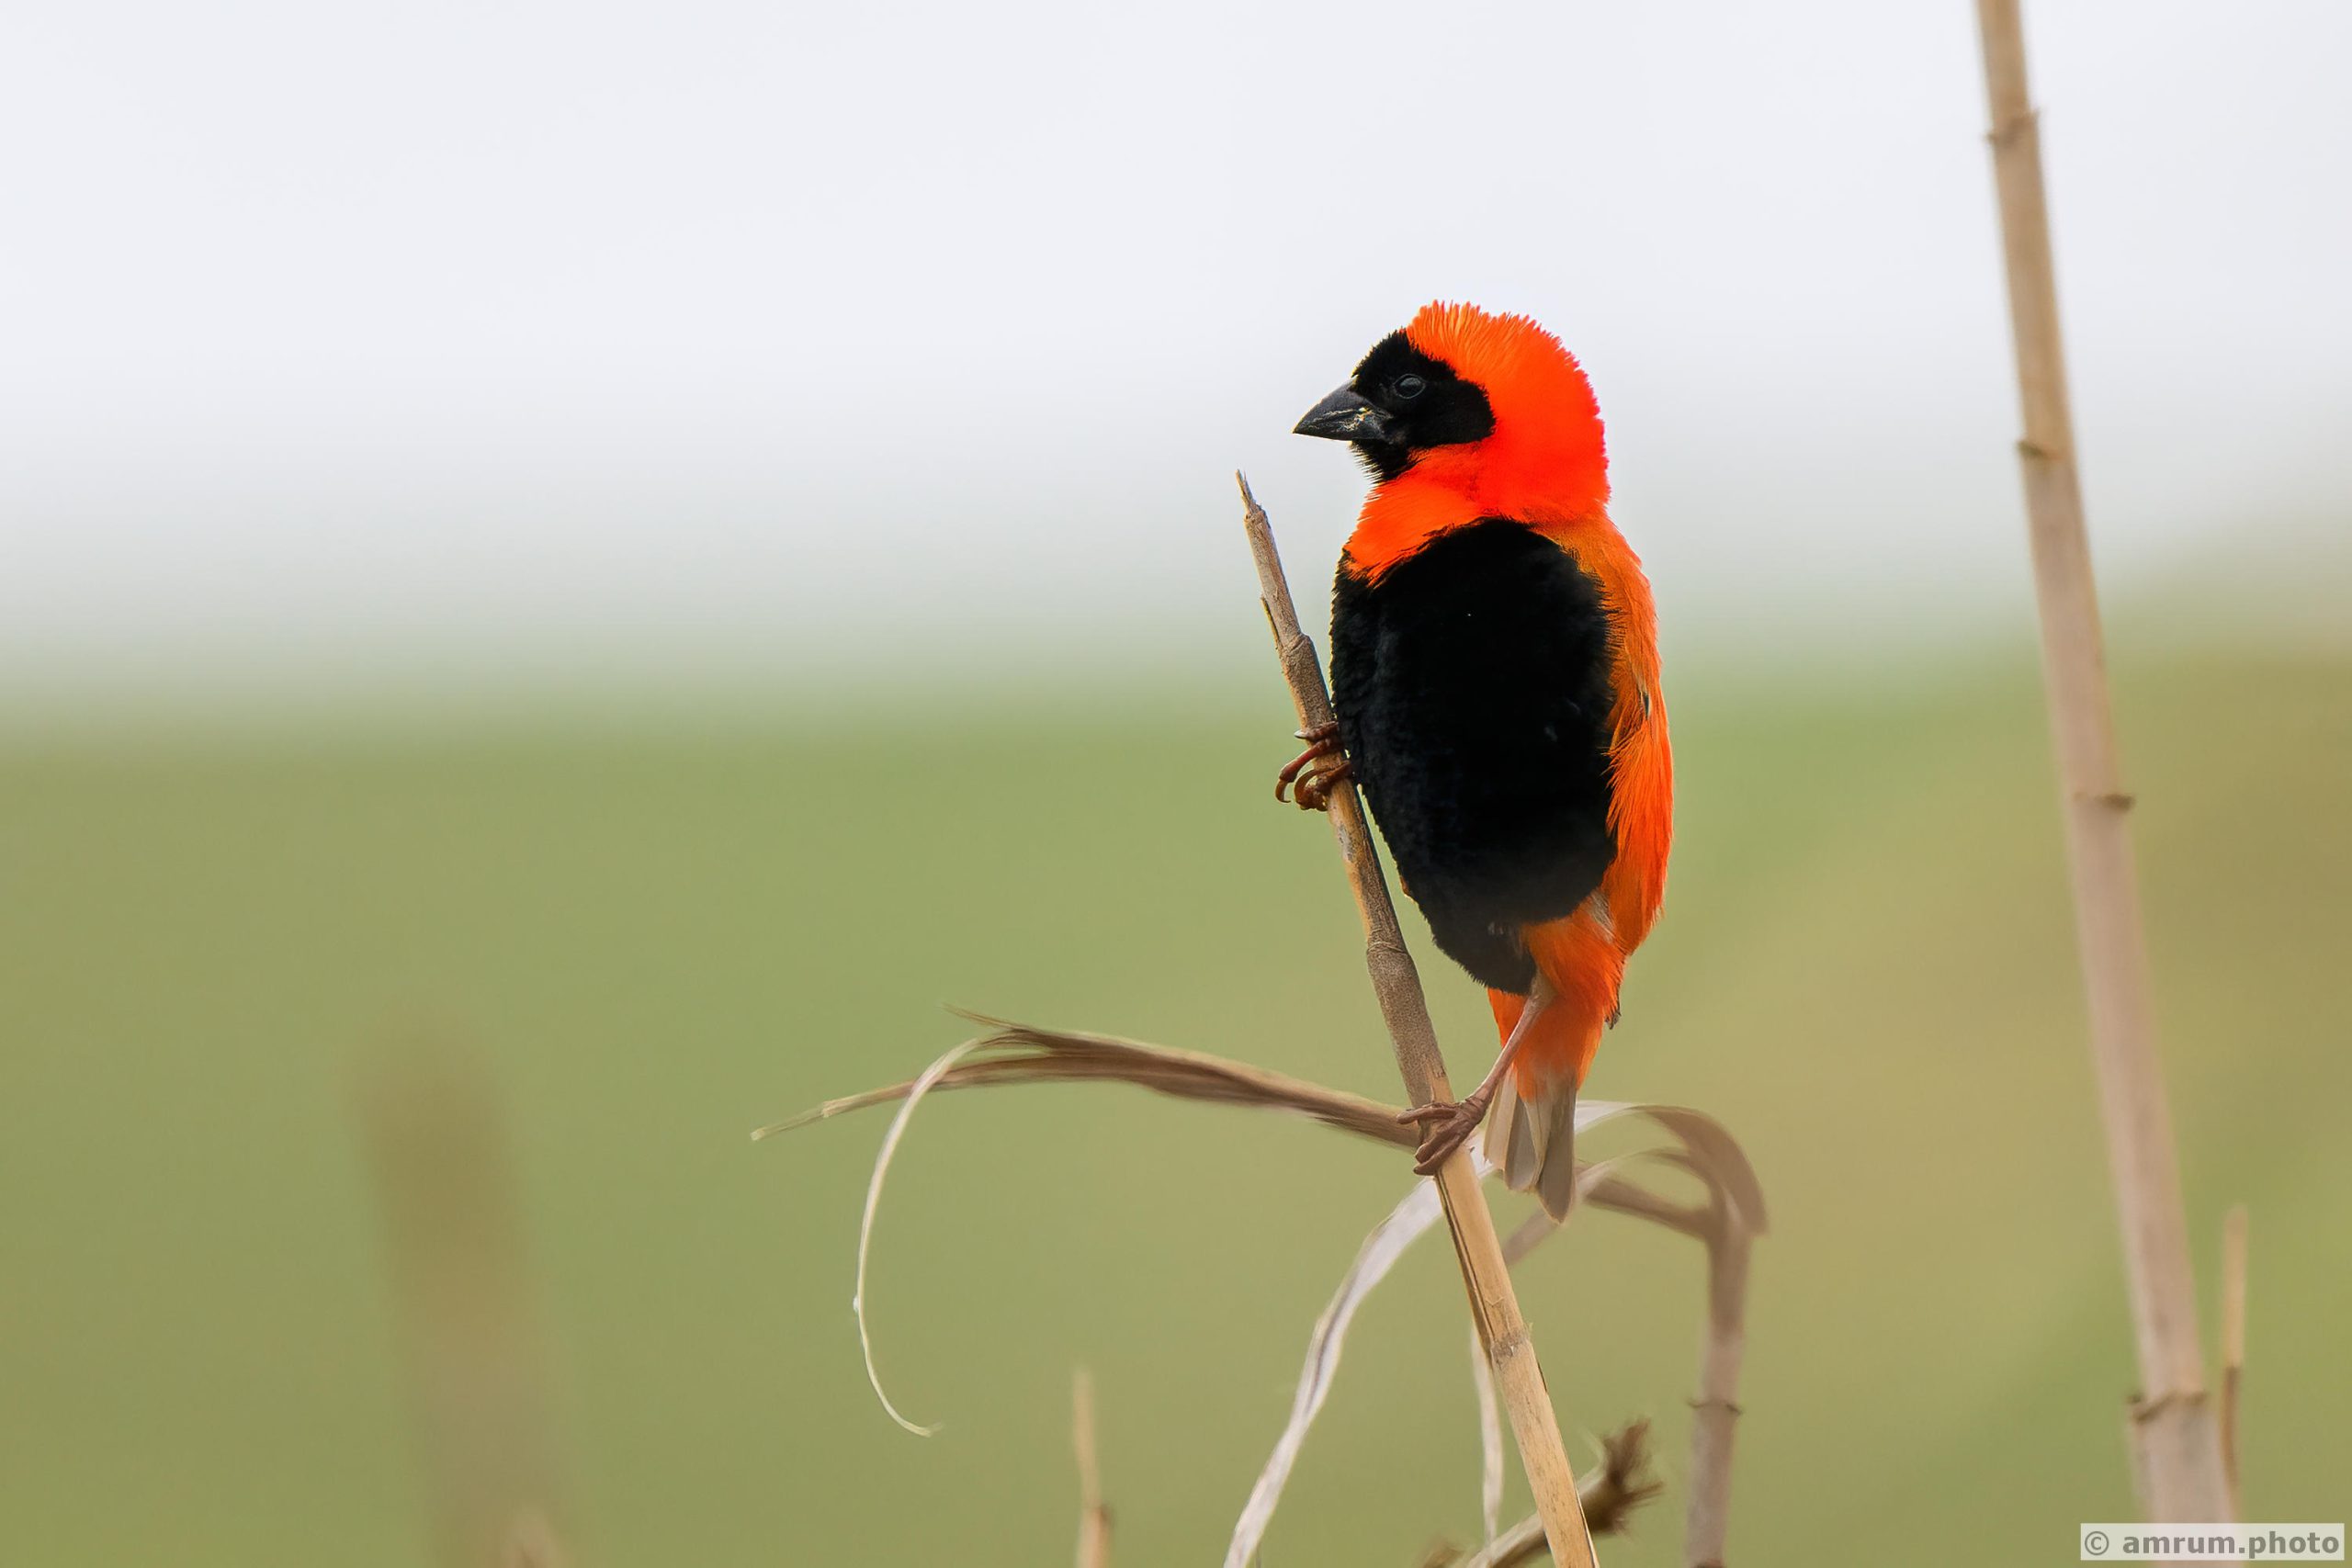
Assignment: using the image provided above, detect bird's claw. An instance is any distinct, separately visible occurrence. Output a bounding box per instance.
[1291,759,1351,811]
[1396,1092,1492,1175]
[1275,722,1351,811]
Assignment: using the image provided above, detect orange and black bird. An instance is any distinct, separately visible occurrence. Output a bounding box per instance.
[1280,302,1672,1218]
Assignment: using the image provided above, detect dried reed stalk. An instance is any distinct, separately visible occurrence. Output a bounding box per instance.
[2220,1204,2248,1517]
[1239,475,1599,1567]
[764,1019,1763,1560]
[1684,1216,1750,1568]
[1501,1154,1758,1568]
[358,1047,571,1568]
[761,1020,1753,1247]
[1072,1370,1113,1568]
[1973,0,2233,1522]
[1227,1127,1730,1568]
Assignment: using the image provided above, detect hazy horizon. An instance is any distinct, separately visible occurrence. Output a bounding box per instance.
[6,0,2346,707]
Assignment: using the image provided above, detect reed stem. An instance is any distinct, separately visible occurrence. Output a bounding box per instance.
[1240,475,1600,1567]
[1973,0,2232,1521]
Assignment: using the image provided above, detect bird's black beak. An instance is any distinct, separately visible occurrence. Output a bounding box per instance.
[1294,384,1398,444]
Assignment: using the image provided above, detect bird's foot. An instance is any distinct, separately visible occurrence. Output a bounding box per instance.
[1275,722,1351,811]
[1291,757,1352,811]
[1396,1089,1495,1175]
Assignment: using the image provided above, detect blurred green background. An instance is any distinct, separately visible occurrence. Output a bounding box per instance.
[6,623,2346,1565]
[11,0,2351,1559]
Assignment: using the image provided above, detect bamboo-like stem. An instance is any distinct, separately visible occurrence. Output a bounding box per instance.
[2219,1204,2248,1517]
[1973,0,2232,1522]
[1239,475,1600,1568]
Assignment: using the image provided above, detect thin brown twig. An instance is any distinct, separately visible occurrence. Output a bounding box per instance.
[357,1046,571,1568]
[1239,475,1600,1568]
[1073,1369,1112,1568]
[1973,0,2232,1520]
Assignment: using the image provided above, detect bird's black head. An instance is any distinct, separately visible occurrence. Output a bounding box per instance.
[1293,329,1496,481]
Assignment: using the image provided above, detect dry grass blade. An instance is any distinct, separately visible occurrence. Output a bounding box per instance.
[1226,1176,1445,1568]
[852,1036,989,1437]
[1233,1109,1748,1566]
[763,1021,1766,1561]
[1471,1318,1504,1552]
[756,1016,1407,1149]
[763,1026,1763,1229]
[1566,1103,1768,1240]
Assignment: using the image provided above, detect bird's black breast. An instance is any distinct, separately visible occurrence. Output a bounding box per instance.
[1329,519,1618,993]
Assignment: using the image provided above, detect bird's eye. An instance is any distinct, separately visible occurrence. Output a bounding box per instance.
[1393,374,1428,400]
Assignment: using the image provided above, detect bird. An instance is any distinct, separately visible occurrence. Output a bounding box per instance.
[1279,301,1672,1219]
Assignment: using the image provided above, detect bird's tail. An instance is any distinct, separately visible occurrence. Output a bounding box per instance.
[1480,910,1620,1220]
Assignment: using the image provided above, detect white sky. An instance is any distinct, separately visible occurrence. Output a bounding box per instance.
[4,0,2347,704]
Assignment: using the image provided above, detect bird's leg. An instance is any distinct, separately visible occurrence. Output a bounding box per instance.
[1274,721,1352,811]
[1396,976,1556,1175]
